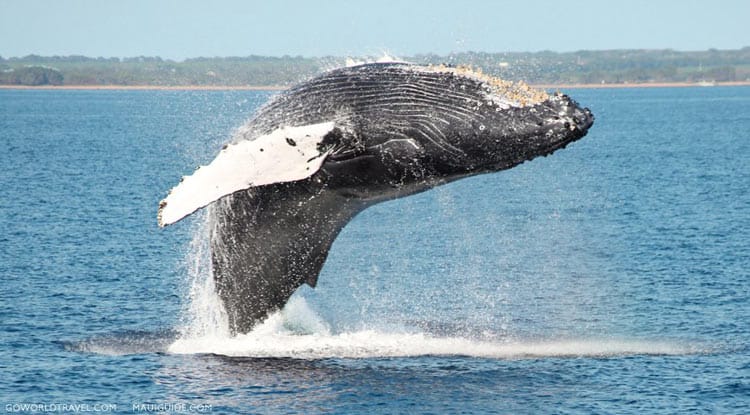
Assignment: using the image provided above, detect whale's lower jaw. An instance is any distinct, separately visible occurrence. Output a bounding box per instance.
[492,98,594,173]
[531,101,594,161]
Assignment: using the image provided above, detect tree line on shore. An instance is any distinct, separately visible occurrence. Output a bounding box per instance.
[1,48,748,86]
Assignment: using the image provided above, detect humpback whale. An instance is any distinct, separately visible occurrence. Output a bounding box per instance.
[159,62,594,334]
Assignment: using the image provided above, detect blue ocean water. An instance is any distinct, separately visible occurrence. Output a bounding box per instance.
[1,86,748,414]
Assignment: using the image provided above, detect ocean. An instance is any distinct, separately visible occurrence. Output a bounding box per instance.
[1,86,748,414]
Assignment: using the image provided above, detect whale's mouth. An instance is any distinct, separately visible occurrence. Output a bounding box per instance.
[541,104,594,155]
[477,98,593,174]
[524,95,594,163]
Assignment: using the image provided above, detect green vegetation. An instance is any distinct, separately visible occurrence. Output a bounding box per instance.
[0,65,63,85]
[415,48,750,84]
[1,48,749,86]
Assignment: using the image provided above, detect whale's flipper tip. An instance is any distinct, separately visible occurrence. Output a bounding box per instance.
[157,121,336,227]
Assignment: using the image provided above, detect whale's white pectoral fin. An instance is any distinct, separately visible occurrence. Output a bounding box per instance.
[158,121,336,227]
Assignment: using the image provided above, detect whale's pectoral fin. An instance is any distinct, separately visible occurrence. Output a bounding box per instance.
[158,122,337,227]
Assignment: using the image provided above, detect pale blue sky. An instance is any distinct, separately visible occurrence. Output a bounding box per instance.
[1,0,748,60]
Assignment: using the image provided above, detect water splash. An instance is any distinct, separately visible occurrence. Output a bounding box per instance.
[345,53,406,68]
[62,330,178,356]
[165,213,707,360]
[176,211,230,339]
[169,294,703,359]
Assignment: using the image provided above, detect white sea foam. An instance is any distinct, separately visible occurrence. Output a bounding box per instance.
[168,211,703,361]
[169,296,700,359]
[344,53,407,67]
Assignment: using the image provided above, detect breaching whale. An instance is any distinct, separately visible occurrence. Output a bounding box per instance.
[159,62,594,334]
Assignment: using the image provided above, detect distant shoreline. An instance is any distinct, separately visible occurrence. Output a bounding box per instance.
[0,84,288,91]
[2,81,750,91]
[534,81,750,89]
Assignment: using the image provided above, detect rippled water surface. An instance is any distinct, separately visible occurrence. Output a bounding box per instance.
[1,87,748,413]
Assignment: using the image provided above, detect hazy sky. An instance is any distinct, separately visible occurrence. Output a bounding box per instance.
[1,0,748,59]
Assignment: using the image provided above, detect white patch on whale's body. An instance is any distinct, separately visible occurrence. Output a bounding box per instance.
[158,122,335,227]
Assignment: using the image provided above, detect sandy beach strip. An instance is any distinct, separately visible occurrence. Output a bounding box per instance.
[533,81,750,89]
[0,84,288,91]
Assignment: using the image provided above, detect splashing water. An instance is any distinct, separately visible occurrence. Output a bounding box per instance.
[63,202,707,359]
[167,214,705,359]
[344,53,405,68]
[176,210,230,339]
[169,298,701,359]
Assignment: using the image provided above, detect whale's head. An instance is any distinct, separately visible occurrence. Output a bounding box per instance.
[305,63,594,198]
[365,64,594,179]
[454,93,593,175]
[158,63,594,226]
